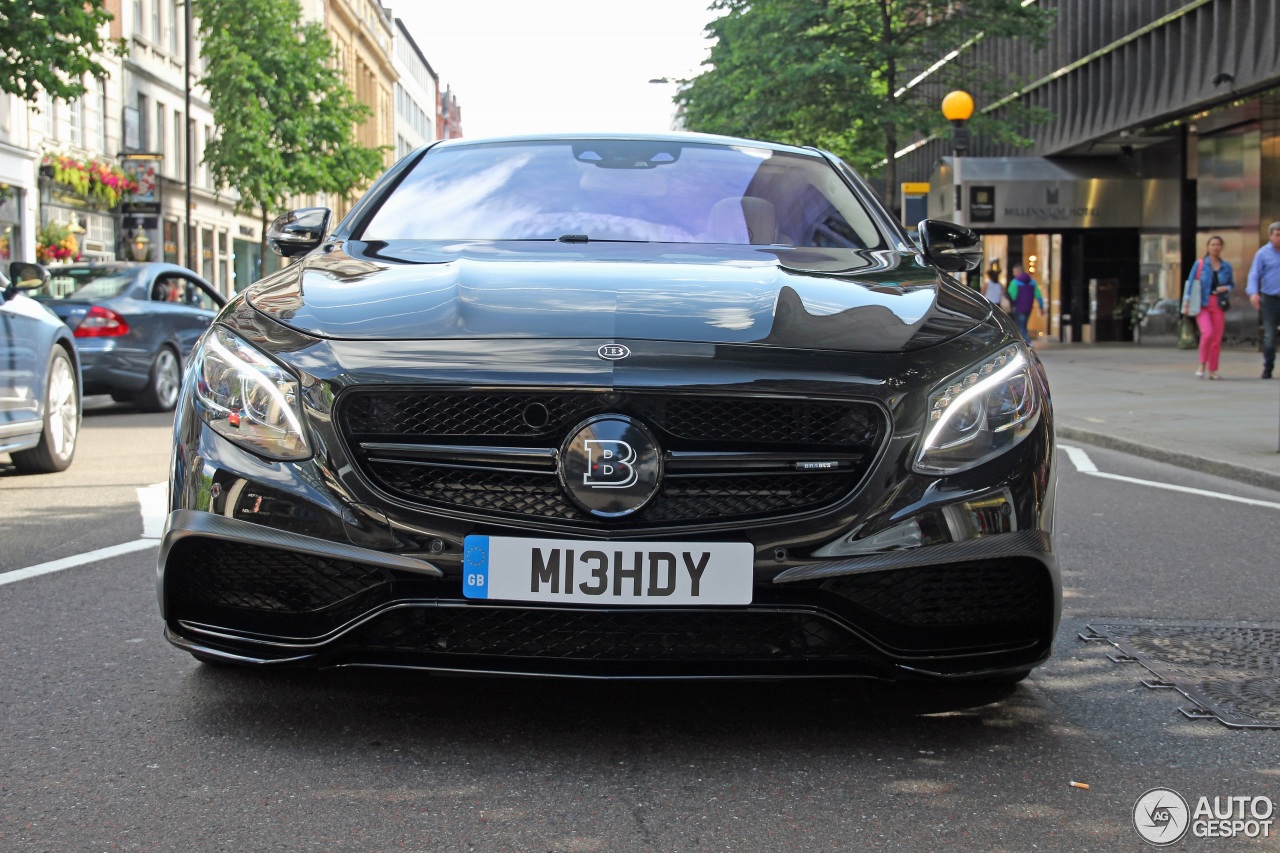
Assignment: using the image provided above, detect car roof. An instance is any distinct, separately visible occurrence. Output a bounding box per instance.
[47,261,213,283]
[428,131,825,159]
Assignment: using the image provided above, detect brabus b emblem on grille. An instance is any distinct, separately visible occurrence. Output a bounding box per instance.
[560,415,661,518]
[598,344,630,360]
[583,439,638,488]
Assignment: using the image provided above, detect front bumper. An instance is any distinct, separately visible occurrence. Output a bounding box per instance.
[160,322,1058,681]
[160,510,1057,681]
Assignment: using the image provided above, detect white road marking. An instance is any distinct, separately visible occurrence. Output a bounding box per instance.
[137,481,168,539]
[1,481,169,587]
[1060,445,1098,473]
[0,539,158,587]
[1058,444,1280,511]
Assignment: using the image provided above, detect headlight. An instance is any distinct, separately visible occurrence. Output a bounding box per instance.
[914,344,1039,475]
[194,327,310,460]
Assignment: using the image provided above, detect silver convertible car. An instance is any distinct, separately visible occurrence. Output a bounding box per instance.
[0,262,81,473]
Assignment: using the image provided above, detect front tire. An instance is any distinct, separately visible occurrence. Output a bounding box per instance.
[134,346,181,412]
[11,347,80,474]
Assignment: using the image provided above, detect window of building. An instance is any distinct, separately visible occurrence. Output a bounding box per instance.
[152,0,162,44]
[155,103,166,166]
[169,0,179,53]
[68,95,82,147]
[163,219,179,263]
[217,230,227,292]
[173,108,183,178]
[84,79,105,152]
[201,226,214,281]
[134,0,143,34]
[204,124,214,187]
[137,94,149,152]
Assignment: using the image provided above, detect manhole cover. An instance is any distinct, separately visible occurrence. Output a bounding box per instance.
[1083,623,1280,729]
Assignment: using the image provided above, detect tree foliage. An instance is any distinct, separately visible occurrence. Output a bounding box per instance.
[0,0,122,101]
[194,0,386,244]
[679,0,1055,212]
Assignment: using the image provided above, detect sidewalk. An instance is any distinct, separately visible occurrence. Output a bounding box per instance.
[1034,342,1280,492]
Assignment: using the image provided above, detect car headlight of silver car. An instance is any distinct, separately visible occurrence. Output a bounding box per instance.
[914,344,1040,475]
[193,327,310,460]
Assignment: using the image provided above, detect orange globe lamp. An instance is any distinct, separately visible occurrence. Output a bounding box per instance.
[941,90,975,122]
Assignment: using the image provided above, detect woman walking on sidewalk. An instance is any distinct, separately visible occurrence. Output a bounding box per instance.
[1182,235,1234,379]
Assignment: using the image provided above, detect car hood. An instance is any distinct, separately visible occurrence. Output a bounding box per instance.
[245,240,991,353]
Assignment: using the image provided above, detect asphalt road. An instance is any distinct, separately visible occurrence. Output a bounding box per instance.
[2,405,1278,851]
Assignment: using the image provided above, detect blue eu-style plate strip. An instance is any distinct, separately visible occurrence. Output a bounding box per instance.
[462,535,489,599]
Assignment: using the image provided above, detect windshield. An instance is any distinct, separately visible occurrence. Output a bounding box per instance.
[358,140,885,250]
[43,268,137,300]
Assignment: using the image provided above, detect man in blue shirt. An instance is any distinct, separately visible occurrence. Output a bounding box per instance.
[1247,221,1280,379]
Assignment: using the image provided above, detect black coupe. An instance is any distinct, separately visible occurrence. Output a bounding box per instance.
[159,133,1057,684]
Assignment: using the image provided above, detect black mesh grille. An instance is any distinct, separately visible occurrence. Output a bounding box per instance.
[347,606,869,662]
[340,389,884,448]
[168,538,392,614]
[369,463,861,525]
[340,389,886,527]
[342,391,604,439]
[822,561,1052,628]
[630,396,881,446]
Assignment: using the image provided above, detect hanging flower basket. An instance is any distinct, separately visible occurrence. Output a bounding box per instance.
[41,154,139,210]
[36,220,81,264]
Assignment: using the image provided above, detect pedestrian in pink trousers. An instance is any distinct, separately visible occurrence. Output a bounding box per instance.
[1182,235,1235,379]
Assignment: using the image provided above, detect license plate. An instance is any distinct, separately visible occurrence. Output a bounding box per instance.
[462,536,754,605]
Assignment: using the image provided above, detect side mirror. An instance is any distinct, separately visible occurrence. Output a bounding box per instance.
[6,261,50,297]
[267,207,331,258]
[917,220,983,273]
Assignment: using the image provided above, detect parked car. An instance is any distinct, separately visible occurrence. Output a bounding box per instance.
[0,262,81,473]
[160,133,1057,686]
[35,262,226,412]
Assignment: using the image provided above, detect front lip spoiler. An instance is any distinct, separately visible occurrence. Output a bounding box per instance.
[772,529,1053,582]
[157,509,443,615]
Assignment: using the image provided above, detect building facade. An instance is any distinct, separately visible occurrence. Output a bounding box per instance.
[301,0,397,221]
[392,17,438,162]
[120,0,269,296]
[897,0,1280,345]
[439,85,463,140]
[1,4,124,267]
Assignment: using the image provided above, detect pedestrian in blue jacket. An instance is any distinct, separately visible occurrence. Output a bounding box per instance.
[1007,264,1045,343]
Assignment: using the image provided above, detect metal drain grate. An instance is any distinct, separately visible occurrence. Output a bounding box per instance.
[1082,623,1280,729]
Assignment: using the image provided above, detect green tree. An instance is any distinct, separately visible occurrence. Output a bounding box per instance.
[194,0,386,261]
[0,0,122,101]
[679,0,1055,214]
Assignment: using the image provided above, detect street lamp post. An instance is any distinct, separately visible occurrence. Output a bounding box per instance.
[942,90,975,157]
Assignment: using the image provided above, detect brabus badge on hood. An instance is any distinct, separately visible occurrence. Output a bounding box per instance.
[598,344,630,360]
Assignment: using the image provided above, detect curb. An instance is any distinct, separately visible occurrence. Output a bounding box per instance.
[1055,426,1280,493]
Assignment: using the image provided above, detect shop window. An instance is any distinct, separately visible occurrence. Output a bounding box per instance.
[201,227,214,281]
[163,220,179,264]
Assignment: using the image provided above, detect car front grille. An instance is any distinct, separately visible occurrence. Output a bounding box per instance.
[345,605,874,663]
[339,389,887,528]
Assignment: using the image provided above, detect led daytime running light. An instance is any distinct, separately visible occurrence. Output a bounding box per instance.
[923,348,1026,450]
[203,332,305,438]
